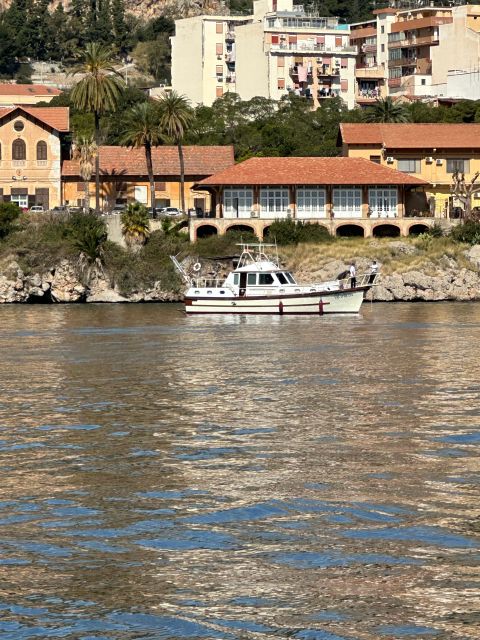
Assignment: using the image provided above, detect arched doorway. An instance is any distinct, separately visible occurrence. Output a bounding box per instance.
[196,224,218,239]
[336,224,365,237]
[226,224,257,236]
[409,223,430,236]
[372,224,400,238]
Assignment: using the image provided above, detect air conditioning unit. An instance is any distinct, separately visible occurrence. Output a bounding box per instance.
[426,156,433,164]
[436,158,443,166]
[386,156,394,164]
[250,210,259,218]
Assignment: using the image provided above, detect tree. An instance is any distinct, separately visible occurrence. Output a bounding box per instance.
[119,101,164,213]
[363,97,410,123]
[121,202,150,248]
[70,42,124,213]
[71,136,98,211]
[451,170,480,221]
[0,202,21,239]
[157,91,194,214]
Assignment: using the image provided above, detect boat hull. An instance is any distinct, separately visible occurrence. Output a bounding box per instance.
[184,288,367,314]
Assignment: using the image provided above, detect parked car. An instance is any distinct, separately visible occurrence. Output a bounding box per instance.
[29,205,44,213]
[50,205,69,214]
[158,206,183,217]
[110,203,126,214]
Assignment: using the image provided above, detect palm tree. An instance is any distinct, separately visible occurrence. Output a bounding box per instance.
[70,43,124,213]
[364,97,411,123]
[157,91,194,214]
[70,136,98,212]
[119,101,164,214]
[121,202,150,248]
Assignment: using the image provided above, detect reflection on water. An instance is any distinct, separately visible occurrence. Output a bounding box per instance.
[0,302,479,639]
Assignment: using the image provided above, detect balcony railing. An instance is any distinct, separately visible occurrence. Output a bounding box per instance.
[270,42,357,54]
[355,66,385,79]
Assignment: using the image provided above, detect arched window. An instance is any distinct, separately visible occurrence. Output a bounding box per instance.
[12,139,26,161]
[36,141,47,161]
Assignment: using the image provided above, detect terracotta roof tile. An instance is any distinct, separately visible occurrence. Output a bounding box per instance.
[62,145,235,177]
[0,106,69,131]
[197,157,427,186]
[340,122,480,149]
[0,83,61,97]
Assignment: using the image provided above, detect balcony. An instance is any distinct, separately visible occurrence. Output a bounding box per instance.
[388,35,439,49]
[226,74,236,84]
[361,43,377,54]
[356,88,380,102]
[317,65,340,77]
[355,66,385,79]
[225,31,235,41]
[388,57,417,68]
[318,88,340,99]
[388,77,401,88]
[270,42,357,54]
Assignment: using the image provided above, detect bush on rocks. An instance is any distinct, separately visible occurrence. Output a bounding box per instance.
[450,221,480,245]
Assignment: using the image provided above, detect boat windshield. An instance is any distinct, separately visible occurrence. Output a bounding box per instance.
[277,272,288,284]
[285,272,296,284]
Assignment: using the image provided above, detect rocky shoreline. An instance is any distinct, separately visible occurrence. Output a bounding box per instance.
[1,243,480,304]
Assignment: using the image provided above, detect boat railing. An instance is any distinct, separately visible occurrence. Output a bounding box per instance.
[337,272,379,289]
[191,277,227,289]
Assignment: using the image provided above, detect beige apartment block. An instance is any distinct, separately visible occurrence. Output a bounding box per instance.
[171,14,250,106]
[0,83,62,106]
[351,3,480,103]
[172,0,357,109]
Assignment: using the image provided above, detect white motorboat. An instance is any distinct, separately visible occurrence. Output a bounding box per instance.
[171,243,377,315]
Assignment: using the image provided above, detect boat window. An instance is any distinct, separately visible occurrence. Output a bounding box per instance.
[233,273,239,285]
[277,272,288,284]
[247,273,257,285]
[258,273,274,285]
[286,272,296,284]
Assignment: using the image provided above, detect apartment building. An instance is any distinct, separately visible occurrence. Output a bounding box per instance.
[171,0,357,109]
[350,3,480,101]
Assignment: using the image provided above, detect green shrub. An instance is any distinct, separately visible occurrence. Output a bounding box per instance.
[449,221,480,245]
[69,213,108,261]
[121,202,150,247]
[0,202,21,239]
[267,219,332,245]
[426,223,444,238]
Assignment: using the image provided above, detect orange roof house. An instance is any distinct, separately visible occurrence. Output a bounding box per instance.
[0,83,62,106]
[197,156,426,186]
[62,145,235,213]
[339,123,480,150]
[338,123,480,217]
[0,105,70,210]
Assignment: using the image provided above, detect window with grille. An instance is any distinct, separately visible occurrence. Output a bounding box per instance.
[447,158,469,173]
[260,187,289,215]
[12,139,26,160]
[397,158,420,173]
[368,187,397,218]
[296,187,326,218]
[333,187,362,218]
[223,187,253,218]
[36,141,47,161]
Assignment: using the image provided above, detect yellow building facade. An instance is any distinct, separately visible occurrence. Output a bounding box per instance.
[340,123,480,217]
[0,106,69,210]
[61,145,235,214]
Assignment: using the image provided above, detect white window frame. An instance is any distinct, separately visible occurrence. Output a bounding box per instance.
[296,186,326,218]
[332,187,362,218]
[223,187,253,218]
[259,187,289,217]
[369,187,398,218]
[11,194,28,209]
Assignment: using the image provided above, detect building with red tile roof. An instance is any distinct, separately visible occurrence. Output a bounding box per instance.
[0,106,70,210]
[189,155,433,241]
[62,145,235,213]
[0,83,62,106]
[339,122,480,217]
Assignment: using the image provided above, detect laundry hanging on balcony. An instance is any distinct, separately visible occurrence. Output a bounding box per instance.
[297,64,308,82]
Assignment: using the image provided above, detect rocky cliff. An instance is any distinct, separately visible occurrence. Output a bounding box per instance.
[1,243,479,304]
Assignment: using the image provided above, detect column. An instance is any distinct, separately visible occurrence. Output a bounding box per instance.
[362,186,369,218]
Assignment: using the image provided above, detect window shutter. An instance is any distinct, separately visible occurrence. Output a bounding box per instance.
[335,36,343,47]
[277,56,285,68]
[341,80,348,92]
[271,35,279,44]
[11,187,28,196]
[216,65,223,75]
[216,43,223,55]
[216,22,223,34]
[278,78,285,90]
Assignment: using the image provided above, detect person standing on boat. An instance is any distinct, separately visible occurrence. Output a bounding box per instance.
[369,260,379,284]
[349,262,356,288]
